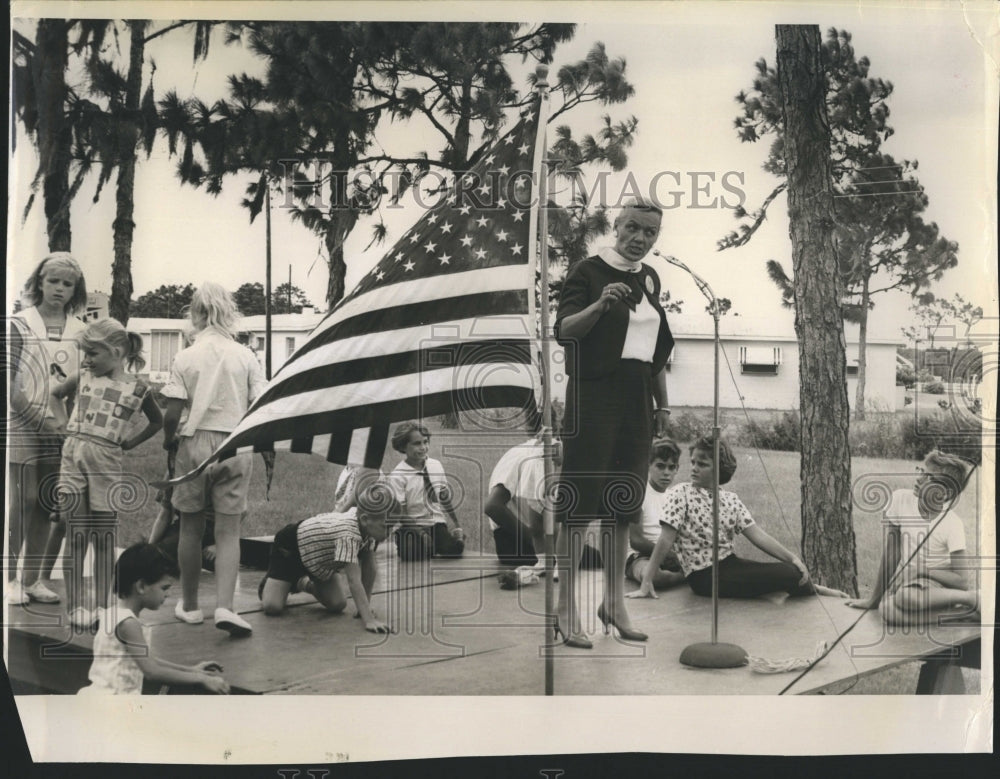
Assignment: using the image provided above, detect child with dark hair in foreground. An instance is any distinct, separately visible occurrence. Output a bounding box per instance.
[625,437,686,597]
[646,436,848,599]
[78,543,229,695]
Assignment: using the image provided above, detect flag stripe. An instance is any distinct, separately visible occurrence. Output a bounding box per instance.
[254,339,531,409]
[329,431,354,464]
[245,366,535,429]
[212,386,534,458]
[267,315,532,389]
[364,422,390,468]
[281,289,527,370]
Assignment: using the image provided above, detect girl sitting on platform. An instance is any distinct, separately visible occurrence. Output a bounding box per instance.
[644,436,848,599]
[78,543,229,695]
[386,421,465,561]
[846,451,979,626]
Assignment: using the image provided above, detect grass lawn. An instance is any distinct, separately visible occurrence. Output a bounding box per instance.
[112,419,983,695]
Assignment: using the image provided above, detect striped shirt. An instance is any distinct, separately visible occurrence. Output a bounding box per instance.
[296,511,371,582]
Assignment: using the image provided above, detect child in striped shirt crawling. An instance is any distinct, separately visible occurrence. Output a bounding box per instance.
[258,486,392,634]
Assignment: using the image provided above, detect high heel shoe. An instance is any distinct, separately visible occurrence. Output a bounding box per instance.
[553,617,593,649]
[597,603,648,642]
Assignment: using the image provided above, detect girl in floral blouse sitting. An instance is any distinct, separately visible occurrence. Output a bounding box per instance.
[638,436,848,599]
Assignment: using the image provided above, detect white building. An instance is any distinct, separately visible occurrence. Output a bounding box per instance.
[550,314,903,412]
[129,310,903,411]
[129,307,325,383]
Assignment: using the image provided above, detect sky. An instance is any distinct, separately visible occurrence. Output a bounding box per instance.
[8,1,999,345]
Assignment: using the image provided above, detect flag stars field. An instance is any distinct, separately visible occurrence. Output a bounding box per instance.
[162,107,546,474]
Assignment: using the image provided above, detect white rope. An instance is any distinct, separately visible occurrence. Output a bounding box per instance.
[748,640,828,674]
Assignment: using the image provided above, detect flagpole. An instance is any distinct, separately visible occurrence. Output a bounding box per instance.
[265,183,273,380]
[532,64,556,696]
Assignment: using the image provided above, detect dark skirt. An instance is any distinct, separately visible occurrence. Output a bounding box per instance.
[557,360,654,526]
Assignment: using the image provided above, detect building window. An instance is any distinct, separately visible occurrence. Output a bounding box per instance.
[846,362,859,377]
[740,346,781,376]
[285,336,296,359]
[256,336,265,352]
[663,349,674,372]
[149,331,182,373]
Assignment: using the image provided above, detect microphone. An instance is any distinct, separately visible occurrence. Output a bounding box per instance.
[651,249,717,306]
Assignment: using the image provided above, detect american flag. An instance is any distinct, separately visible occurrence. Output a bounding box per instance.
[167,102,545,480]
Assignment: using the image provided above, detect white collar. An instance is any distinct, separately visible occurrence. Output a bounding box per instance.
[598,246,643,273]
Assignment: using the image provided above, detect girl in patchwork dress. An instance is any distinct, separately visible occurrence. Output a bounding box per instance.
[50,319,163,629]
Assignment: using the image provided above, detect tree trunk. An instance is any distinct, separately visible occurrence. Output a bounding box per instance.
[853,273,871,420]
[34,19,72,251]
[452,77,473,167]
[776,24,857,596]
[324,162,358,307]
[109,21,146,325]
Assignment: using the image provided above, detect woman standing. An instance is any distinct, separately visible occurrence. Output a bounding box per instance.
[553,199,673,647]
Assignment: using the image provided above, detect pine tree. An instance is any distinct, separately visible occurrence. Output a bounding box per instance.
[724,28,957,418]
[776,24,857,596]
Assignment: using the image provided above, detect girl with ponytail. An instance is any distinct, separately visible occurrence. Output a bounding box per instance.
[49,318,163,629]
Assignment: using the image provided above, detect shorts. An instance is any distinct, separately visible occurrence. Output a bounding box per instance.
[171,430,252,515]
[625,550,681,581]
[266,522,309,584]
[59,436,123,514]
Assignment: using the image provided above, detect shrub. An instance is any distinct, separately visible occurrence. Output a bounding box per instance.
[901,411,983,464]
[738,410,800,451]
[896,363,916,388]
[665,410,713,443]
[937,399,951,410]
[849,413,907,458]
[924,381,945,395]
[903,396,913,406]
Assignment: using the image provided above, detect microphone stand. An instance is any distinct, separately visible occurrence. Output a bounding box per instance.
[652,250,747,668]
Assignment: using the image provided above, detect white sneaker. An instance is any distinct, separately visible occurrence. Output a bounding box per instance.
[6,582,30,606]
[24,580,61,604]
[174,601,204,624]
[532,560,559,582]
[215,607,252,637]
[68,607,98,630]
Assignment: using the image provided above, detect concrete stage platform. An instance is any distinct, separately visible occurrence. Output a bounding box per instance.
[4,549,981,695]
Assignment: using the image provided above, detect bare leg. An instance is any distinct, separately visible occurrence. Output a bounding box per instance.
[555,523,586,638]
[881,591,980,627]
[894,586,979,613]
[212,512,242,612]
[628,557,686,589]
[39,520,66,583]
[9,461,60,589]
[7,462,26,587]
[63,518,89,617]
[91,514,117,611]
[261,578,292,616]
[178,510,207,611]
[603,521,640,632]
[310,576,348,614]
